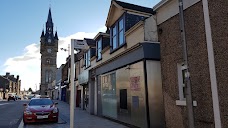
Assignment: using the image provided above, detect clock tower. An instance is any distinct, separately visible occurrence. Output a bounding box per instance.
[40,8,58,96]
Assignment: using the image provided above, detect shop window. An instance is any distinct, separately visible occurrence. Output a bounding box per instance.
[120,89,127,110]
[101,72,117,118]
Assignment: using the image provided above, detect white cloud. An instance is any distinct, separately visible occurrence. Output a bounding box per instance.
[3,26,106,91]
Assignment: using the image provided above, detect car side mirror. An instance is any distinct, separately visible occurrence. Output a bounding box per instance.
[54,102,58,105]
[23,103,27,106]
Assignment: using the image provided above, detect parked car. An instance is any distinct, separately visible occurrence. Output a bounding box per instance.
[15,95,21,100]
[23,98,59,124]
[8,94,15,101]
[27,95,34,99]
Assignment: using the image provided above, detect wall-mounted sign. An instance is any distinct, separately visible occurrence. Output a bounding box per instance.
[72,39,89,50]
[130,76,140,91]
[78,71,89,85]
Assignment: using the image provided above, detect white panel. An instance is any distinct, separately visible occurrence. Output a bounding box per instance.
[156,0,201,25]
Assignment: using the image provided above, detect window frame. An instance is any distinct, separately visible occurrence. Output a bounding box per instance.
[84,49,91,68]
[110,16,125,52]
[96,38,102,61]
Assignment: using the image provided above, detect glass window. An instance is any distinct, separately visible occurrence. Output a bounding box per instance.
[111,18,124,50]
[87,50,90,66]
[29,99,53,106]
[119,31,124,45]
[45,71,49,83]
[112,26,117,49]
[112,36,117,49]
[97,39,102,60]
[119,19,124,45]
[47,59,50,64]
[101,73,117,118]
[49,71,52,82]
[84,50,91,68]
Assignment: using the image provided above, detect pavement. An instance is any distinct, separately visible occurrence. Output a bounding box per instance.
[19,100,128,128]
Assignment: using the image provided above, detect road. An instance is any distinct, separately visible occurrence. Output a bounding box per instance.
[0,100,127,128]
[0,100,28,128]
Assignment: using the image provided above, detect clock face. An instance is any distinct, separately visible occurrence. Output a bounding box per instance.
[47,48,52,53]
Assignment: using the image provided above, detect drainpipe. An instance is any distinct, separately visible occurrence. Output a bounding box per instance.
[202,0,221,127]
[178,0,195,128]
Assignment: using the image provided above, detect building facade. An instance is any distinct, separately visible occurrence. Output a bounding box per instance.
[40,8,58,96]
[74,1,165,127]
[154,0,228,127]
[0,72,21,99]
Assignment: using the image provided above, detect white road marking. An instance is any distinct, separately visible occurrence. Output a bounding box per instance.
[18,119,24,128]
[0,103,10,106]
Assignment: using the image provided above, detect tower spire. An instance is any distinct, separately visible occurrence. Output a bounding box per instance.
[47,8,53,23]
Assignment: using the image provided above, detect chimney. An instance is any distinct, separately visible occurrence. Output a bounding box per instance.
[6,72,10,77]
[16,75,19,81]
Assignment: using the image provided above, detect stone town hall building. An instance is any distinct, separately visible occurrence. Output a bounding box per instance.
[40,8,58,96]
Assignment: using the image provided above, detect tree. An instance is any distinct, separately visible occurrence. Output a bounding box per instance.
[28,88,33,92]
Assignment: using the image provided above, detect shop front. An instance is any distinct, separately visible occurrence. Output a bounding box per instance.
[95,43,165,128]
[78,70,89,111]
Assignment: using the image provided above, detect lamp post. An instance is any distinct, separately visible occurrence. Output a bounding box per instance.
[178,0,195,128]
[60,44,70,56]
[69,39,88,128]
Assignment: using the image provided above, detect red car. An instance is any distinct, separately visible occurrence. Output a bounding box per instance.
[23,98,59,124]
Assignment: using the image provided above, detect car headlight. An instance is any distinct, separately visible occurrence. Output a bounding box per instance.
[53,108,58,113]
[24,110,33,115]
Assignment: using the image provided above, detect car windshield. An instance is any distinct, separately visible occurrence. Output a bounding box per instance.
[29,99,53,106]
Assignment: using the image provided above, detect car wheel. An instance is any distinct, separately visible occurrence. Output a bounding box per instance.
[23,118,27,125]
[54,118,58,123]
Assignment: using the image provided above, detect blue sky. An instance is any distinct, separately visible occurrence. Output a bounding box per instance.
[0,0,160,91]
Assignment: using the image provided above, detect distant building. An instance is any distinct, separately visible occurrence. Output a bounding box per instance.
[0,72,21,99]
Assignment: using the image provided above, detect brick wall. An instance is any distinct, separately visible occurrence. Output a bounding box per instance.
[208,0,228,127]
[158,1,214,128]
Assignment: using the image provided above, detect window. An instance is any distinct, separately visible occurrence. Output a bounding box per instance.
[96,39,102,60]
[118,19,124,45]
[177,63,187,100]
[111,18,125,50]
[45,71,49,83]
[45,70,52,83]
[49,72,52,82]
[112,26,117,49]
[101,72,117,118]
[84,50,91,68]
[46,59,51,64]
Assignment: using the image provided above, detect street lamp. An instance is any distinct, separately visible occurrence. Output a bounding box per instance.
[178,0,194,128]
[70,39,88,128]
[60,44,70,56]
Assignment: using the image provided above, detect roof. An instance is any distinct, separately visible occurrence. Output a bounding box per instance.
[114,0,155,14]
[84,38,96,47]
[47,8,53,23]
[94,32,110,41]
